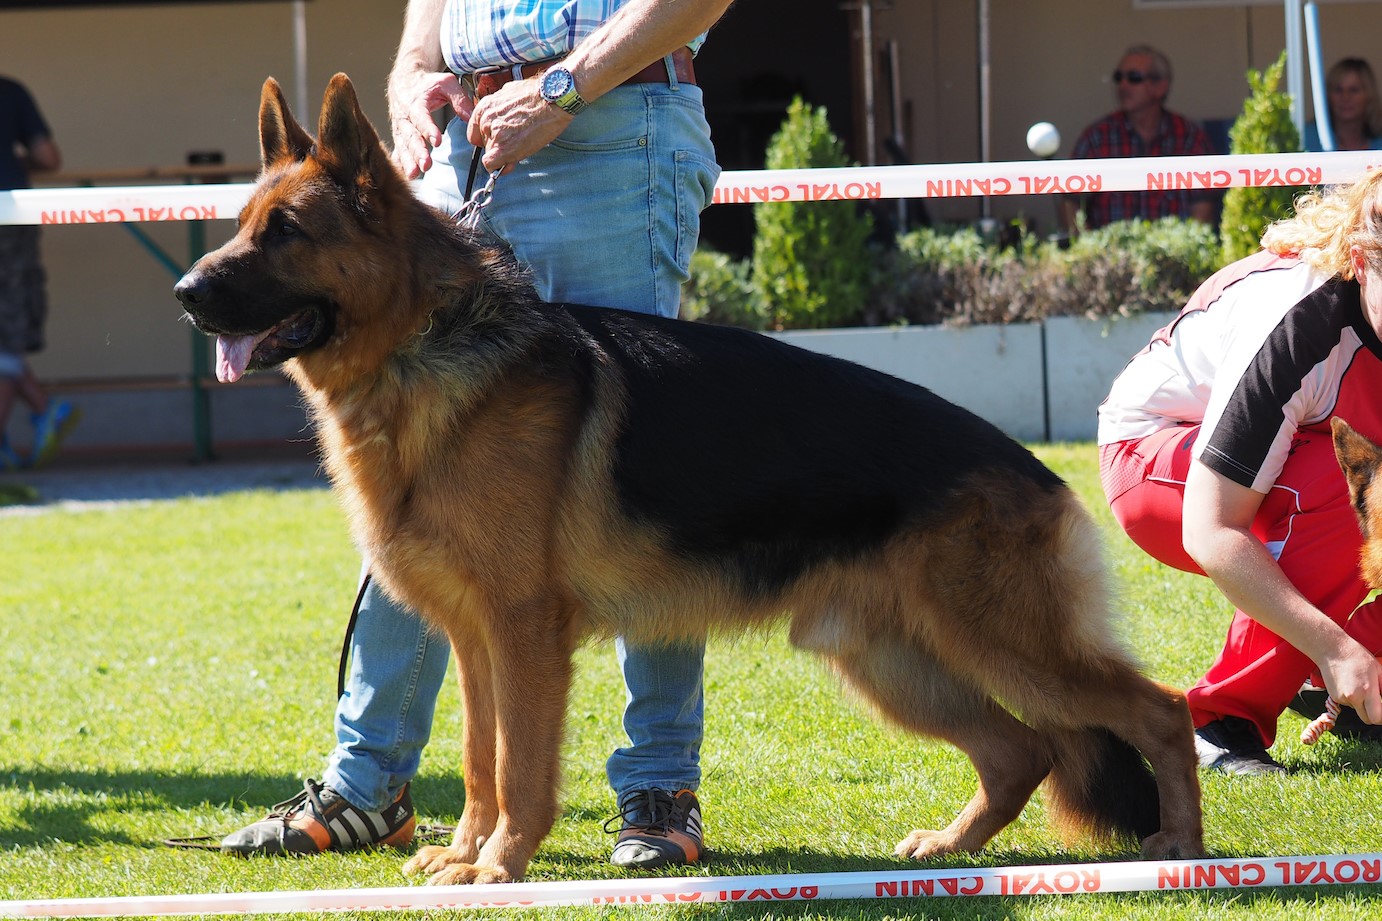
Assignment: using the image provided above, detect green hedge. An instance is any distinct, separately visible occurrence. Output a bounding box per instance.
[1220,51,1300,263]
[685,217,1222,330]
[749,97,874,330]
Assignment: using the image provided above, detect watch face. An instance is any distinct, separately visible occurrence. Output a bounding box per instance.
[543,68,573,100]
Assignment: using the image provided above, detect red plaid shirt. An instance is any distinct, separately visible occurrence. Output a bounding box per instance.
[1067,109,1216,228]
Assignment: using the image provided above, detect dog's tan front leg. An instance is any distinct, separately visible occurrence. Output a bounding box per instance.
[403,629,499,876]
[404,609,573,884]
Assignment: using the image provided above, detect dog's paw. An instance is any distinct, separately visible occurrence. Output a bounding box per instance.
[894,829,960,861]
[427,863,514,886]
[402,845,446,877]
[1139,830,1206,861]
[402,845,513,885]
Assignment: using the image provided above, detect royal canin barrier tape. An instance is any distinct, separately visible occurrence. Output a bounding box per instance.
[4,151,1382,226]
[0,854,1379,916]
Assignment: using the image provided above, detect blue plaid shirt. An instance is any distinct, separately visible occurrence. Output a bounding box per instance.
[442,0,705,73]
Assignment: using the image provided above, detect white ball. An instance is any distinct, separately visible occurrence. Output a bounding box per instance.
[1026,121,1060,158]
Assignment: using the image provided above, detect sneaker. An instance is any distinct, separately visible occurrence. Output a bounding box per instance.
[1322,706,1382,744]
[220,779,415,856]
[607,788,703,869]
[0,437,24,472]
[1194,716,1286,775]
[1287,683,1328,720]
[29,399,81,469]
[1288,684,1382,743]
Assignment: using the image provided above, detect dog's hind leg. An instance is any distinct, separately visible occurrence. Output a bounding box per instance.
[824,634,1053,859]
[1044,666,1203,860]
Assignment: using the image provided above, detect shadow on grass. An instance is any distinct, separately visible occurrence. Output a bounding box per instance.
[0,766,481,849]
[1284,742,1382,775]
[0,767,381,849]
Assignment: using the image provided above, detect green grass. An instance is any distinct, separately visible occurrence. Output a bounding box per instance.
[1,444,1380,919]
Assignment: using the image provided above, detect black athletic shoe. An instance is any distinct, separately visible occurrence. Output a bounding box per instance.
[1322,706,1382,743]
[1288,684,1329,720]
[1288,685,1382,743]
[1194,716,1285,775]
[607,788,703,869]
[220,779,415,856]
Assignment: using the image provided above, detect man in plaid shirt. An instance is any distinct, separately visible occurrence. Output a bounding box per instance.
[1059,45,1217,231]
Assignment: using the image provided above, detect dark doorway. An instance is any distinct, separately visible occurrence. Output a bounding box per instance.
[695,1,857,257]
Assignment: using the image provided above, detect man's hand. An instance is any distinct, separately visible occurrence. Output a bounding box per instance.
[466,77,573,174]
[388,68,472,179]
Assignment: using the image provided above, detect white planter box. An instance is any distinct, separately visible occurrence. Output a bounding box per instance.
[772,311,1175,443]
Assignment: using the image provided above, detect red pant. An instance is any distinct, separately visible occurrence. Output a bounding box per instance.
[1100,424,1382,745]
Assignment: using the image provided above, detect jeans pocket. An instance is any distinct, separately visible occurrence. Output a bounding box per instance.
[673,150,720,273]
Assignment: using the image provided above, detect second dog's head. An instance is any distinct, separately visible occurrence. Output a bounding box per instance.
[1332,416,1382,589]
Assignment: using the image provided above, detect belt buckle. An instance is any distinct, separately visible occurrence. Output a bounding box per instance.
[462,64,504,98]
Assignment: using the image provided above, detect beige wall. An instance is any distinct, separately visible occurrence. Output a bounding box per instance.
[6,0,1382,393]
[3,0,405,387]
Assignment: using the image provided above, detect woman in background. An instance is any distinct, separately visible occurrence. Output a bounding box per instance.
[1304,57,1382,152]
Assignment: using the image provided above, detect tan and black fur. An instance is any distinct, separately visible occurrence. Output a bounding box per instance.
[1333,416,1382,588]
[175,74,1204,884]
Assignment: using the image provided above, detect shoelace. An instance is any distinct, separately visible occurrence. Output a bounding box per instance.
[265,778,329,822]
[602,790,677,837]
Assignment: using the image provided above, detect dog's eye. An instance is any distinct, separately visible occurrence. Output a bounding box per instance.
[268,210,301,239]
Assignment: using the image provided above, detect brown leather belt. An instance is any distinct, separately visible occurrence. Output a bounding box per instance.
[471,46,695,100]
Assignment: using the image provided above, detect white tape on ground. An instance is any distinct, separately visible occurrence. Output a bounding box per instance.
[5,151,1381,226]
[1,854,1379,916]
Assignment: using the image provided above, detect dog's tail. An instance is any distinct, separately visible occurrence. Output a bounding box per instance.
[1043,726,1162,846]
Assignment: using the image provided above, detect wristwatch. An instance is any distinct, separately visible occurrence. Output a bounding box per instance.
[540,65,588,116]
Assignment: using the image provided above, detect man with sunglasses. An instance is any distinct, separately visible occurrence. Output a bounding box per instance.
[1059,44,1216,232]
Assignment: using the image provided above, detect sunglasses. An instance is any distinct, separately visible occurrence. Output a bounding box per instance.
[1113,70,1161,85]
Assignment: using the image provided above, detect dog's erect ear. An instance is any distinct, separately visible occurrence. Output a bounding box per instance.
[259,77,316,168]
[1333,416,1382,520]
[316,73,389,187]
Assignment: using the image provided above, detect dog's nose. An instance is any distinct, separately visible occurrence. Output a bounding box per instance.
[174,273,208,308]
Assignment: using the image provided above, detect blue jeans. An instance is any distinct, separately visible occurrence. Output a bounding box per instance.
[325,78,718,811]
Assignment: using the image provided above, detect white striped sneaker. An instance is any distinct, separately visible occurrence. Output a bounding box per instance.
[220,779,415,856]
[608,788,703,868]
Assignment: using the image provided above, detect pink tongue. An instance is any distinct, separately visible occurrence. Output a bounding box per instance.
[216,333,263,383]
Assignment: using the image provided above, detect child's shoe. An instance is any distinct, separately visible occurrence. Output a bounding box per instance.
[30,399,81,469]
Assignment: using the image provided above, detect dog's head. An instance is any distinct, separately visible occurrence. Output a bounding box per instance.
[174,74,415,383]
[1332,416,1382,589]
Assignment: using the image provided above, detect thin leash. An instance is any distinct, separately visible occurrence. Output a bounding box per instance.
[457,146,501,229]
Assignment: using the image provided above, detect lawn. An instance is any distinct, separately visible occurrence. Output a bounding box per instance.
[1,443,1380,920]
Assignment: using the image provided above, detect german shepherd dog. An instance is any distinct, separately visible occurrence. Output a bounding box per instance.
[175,75,1203,884]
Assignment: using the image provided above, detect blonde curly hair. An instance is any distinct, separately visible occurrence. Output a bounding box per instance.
[1261,168,1382,279]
